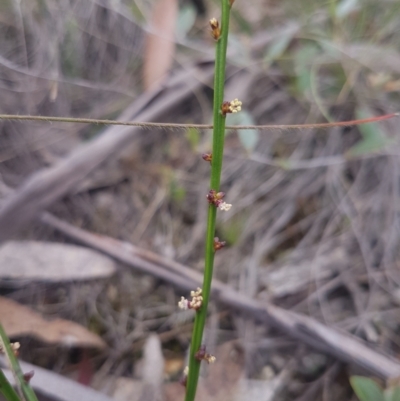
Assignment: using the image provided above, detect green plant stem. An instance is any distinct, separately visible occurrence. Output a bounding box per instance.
[184,2,231,401]
[0,369,21,401]
[0,324,38,401]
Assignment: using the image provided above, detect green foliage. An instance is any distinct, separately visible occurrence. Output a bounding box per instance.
[347,107,392,157]
[336,0,360,19]
[350,376,384,401]
[176,4,197,38]
[185,127,200,152]
[350,376,400,401]
[264,33,293,66]
[230,8,252,35]
[61,19,83,78]
[385,386,400,401]
[294,44,320,97]
[227,110,259,154]
[219,213,247,246]
[169,178,186,204]
[163,167,187,205]
[130,2,146,23]
[0,0,13,12]
[0,369,21,401]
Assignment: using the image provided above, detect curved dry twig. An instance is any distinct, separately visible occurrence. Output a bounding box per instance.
[0,113,397,131]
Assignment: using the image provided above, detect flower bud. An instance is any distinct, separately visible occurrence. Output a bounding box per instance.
[214,237,226,251]
[209,18,221,40]
[202,153,212,163]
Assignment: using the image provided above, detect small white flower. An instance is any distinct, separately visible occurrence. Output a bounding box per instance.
[11,342,20,351]
[178,297,189,310]
[205,354,216,364]
[229,98,242,113]
[190,288,203,309]
[209,18,218,27]
[191,295,203,310]
[183,366,189,376]
[1,342,21,356]
[218,202,232,211]
[190,288,202,297]
[178,288,203,311]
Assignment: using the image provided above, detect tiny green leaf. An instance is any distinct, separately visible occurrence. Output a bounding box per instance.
[294,44,319,96]
[238,129,258,154]
[0,369,21,401]
[336,0,360,19]
[227,111,259,154]
[264,33,293,65]
[130,2,146,23]
[384,385,400,401]
[167,173,186,204]
[230,8,252,35]
[185,127,200,152]
[347,107,392,157]
[350,376,384,401]
[276,159,292,170]
[0,324,39,401]
[176,4,196,38]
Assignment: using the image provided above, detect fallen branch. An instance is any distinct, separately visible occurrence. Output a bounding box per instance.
[40,212,400,380]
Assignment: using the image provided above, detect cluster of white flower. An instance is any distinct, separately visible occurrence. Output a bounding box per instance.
[178,297,190,310]
[204,354,216,364]
[0,341,20,356]
[218,202,232,211]
[228,98,242,113]
[178,288,203,310]
[190,287,203,309]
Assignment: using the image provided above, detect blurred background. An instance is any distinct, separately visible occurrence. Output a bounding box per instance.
[0,0,400,400]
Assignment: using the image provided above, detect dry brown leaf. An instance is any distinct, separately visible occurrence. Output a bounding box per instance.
[112,378,145,401]
[164,358,184,378]
[164,341,245,401]
[164,382,185,401]
[143,0,178,90]
[202,341,245,401]
[0,296,105,348]
[140,334,164,401]
[384,80,400,92]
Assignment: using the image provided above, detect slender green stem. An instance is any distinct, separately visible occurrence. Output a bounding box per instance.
[0,324,38,401]
[184,2,231,401]
[0,369,21,401]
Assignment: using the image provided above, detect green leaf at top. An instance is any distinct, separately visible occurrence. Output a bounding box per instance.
[350,376,384,401]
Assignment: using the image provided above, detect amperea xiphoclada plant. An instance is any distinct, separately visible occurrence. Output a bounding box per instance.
[176,2,240,401]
